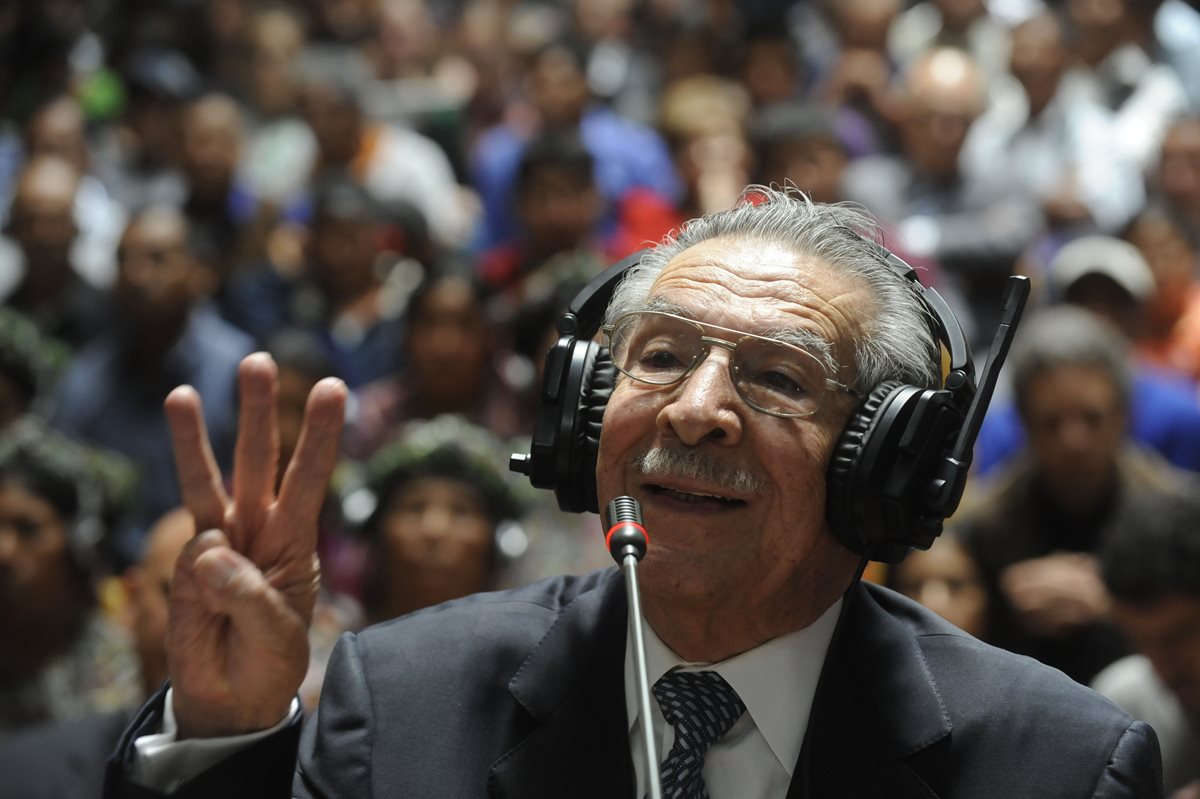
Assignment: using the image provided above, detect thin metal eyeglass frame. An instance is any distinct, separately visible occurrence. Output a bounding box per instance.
[601,310,861,418]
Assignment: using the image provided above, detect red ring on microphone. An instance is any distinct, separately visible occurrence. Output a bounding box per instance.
[605,521,648,551]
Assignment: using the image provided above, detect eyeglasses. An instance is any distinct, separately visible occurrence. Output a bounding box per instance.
[602,310,860,418]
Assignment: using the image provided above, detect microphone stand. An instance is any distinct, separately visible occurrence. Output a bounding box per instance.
[605,497,663,799]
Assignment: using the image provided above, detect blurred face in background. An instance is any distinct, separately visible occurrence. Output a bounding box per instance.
[26,98,89,174]
[300,82,363,166]
[833,0,899,52]
[889,537,989,638]
[8,156,79,275]
[935,0,986,31]
[0,477,74,675]
[1111,595,1200,719]
[406,276,490,408]
[760,136,847,205]
[310,211,380,303]
[1066,0,1125,61]
[901,50,984,183]
[1020,365,1126,514]
[124,508,192,695]
[181,94,243,202]
[116,210,209,333]
[1125,213,1196,333]
[378,477,494,608]
[516,164,601,254]
[372,0,441,76]
[126,93,183,168]
[1157,119,1200,220]
[1010,13,1067,117]
[527,45,590,129]
[740,34,800,108]
[248,8,305,115]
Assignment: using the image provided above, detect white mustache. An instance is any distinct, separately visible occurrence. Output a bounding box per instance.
[632,447,767,495]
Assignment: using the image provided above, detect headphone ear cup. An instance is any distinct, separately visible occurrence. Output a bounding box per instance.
[532,335,613,514]
[570,343,614,514]
[827,381,902,556]
[828,379,963,563]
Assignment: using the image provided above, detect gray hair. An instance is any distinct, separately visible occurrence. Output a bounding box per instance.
[1010,305,1133,420]
[604,185,941,391]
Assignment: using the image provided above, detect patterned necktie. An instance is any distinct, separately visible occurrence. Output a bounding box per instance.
[652,670,747,799]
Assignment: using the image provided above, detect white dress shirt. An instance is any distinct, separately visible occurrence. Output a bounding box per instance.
[626,599,843,799]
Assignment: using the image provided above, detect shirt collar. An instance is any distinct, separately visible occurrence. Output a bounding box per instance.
[625,598,843,776]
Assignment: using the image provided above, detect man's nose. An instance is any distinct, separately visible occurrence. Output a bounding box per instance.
[657,349,744,446]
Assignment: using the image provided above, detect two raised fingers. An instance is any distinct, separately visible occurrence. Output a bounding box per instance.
[166,353,347,556]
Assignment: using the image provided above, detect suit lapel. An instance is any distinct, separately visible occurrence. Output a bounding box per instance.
[488,569,637,799]
[793,582,952,799]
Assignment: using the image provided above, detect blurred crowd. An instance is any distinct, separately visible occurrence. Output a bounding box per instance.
[1,0,1199,794]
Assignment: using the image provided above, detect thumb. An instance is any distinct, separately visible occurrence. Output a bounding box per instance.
[192,543,305,646]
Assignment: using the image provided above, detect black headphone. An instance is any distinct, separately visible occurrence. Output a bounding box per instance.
[510,246,1028,563]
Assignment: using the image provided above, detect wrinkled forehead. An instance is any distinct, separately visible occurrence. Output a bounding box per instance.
[643,237,874,368]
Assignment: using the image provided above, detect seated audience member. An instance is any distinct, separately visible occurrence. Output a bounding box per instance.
[1126,206,1200,379]
[600,75,756,263]
[177,92,266,282]
[841,47,1041,348]
[962,10,1142,238]
[93,49,197,213]
[121,507,194,701]
[748,101,951,296]
[736,20,807,111]
[292,177,406,388]
[884,530,991,641]
[478,132,608,298]
[887,0,1013,86]
[750,103,849,205]
[306,414,525,708]
[50,205,254,564]
[344,262,527,459]
[655,75,752,218]
[1153,115,1200,243]
[975,235,1200,474]
[353,414,523,625]
[1063,0,1188,174]
[470,35,680,252]
[295,59,473,249]
[236,5,317,208]
[0,427,140,732]
[818,0,902,158]
[0,155,111,351]
[0,505,192,799]
[957,305,1200,684]
[22,95,126,290]
[1095,491,1200,798]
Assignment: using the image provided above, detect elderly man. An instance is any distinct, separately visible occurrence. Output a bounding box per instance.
[106,189,1159,797]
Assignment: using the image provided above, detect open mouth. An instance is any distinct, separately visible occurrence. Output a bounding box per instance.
[645,484,746,507]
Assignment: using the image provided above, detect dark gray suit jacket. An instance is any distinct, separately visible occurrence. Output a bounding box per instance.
[1,710,130,799]
[106,569,1162,798]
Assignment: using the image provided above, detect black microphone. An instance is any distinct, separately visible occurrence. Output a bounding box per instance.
[602,496,663,799]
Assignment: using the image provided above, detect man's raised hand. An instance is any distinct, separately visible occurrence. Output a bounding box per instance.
[163,353,346,738]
